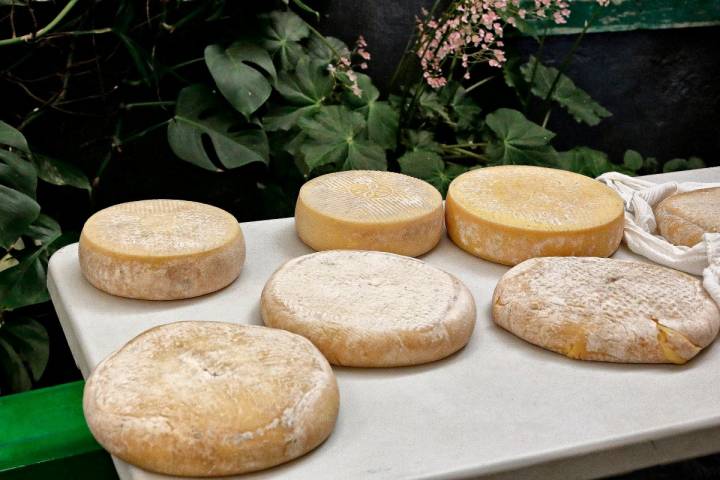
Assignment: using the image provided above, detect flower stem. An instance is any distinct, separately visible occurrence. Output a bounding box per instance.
[465,76,494,93]
[542,8,600,105]
[445,147,488,162]
[0,0,81,46]
[122,101,176,110]
[441,142,487,149]
[305,22,341,59]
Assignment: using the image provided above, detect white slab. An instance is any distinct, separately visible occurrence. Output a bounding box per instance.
[47,168,720,480]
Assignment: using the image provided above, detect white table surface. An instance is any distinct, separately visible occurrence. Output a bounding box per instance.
[48,167,720,480]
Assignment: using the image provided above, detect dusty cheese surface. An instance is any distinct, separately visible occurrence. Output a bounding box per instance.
[261,250,476,367]
[655,187,720,247]
[493,257,720,364]
[83,322,339,477]
[79,200,245,300]
[295,171,443,257]
[446,166,624,265]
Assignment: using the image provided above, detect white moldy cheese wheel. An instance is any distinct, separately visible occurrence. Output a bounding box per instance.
[261,250,476,367]
[295,170,443,257]
[492,257,720,364]
[655,187,720,247]
[79,200,245,300]
[83,321,339,477]
[446,166,625,266]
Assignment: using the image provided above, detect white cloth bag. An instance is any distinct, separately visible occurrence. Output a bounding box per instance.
[596,171,720,307]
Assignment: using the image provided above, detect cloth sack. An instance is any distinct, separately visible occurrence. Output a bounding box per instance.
[596,171,720,307]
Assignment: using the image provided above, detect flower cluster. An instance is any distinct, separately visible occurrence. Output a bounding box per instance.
[416,0,610,89]
[327,36,372,97]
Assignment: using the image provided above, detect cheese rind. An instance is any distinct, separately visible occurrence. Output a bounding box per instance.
[492,257,720,364]
[83,322,339,476]
[79,200,245,300]
[446,166,625,265]
[655,187,720,247]
[295,171,443,257]
[261,250,476,367]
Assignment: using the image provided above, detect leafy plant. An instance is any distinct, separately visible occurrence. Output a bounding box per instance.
[0,121,89,393]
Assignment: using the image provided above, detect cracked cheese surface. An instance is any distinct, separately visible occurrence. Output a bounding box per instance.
[492,257,720,364]
[83,322,339,477]
[655,187,720,247]
[79,199,245,300]
[261,250,476,367]
[446,166,625,265]
[295,171,443,257]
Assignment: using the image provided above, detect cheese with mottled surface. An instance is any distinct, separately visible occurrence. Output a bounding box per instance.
[79,200,245,300]
[83,321,339,477]
[261,250,476,367]
[493,257,720,364]
[446,166,624,266]
[295,171,443,257]
[655,187,720,247]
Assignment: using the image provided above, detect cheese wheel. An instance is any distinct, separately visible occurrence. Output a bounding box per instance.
[295,170,443,257]
[655,187,720,247]
[446,166,624,266]
[493,257,720,364]
[79,200,245,300]
[83,321,339,477]
[261,250,476,367]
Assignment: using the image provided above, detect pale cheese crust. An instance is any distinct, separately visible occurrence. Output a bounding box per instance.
[83,322,339,477]
[261,250,476,367]
[493,257,720,364]
[655,187,720,247]
[295,171,443,257]
[79,200,245,300]
[446,166,625,266]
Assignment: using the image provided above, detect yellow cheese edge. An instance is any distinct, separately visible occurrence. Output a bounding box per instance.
[446,191,625,266]
[295,194,444,257]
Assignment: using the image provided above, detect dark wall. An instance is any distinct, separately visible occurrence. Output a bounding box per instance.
[319,1,720,166]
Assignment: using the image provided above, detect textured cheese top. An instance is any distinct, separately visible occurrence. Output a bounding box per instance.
[261,250,476,367]
[83,321,339,476]
[298,170,442,224]
[655,187,720,246]
[81,199,241,257]
[448,166,623,231]
[493,257,720,364]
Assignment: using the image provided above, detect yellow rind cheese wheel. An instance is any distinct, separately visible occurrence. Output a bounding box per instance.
[655,187,720,247]
[79,199,245,300]
[295,170,443,257]
[446,166,624,266]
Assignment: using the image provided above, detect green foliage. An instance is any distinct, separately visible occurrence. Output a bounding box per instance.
[663,156,705,173]
[521,57,612,126]
[485,108,558,166]
[298,106,387,171]
[168,85,269,171]
[0,122,88,393]
[204,42,277,118]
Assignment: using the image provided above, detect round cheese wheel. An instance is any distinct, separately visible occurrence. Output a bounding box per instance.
[446,166,624,266]
[493,257,720,364]
[79,200,245,300]
[295,170,443,257]
[655,187,720,247]
[261,250,476,367]
[83,321,339,477]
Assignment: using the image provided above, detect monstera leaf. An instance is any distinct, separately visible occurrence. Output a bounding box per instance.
[204,42,276,118]
[0,316,49,393]
[168,85,269,171]
[485,108,557,166]
[298,105,386,171]
[260,11,310,71]
[264,58,332,131]
[521,57,611,126]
